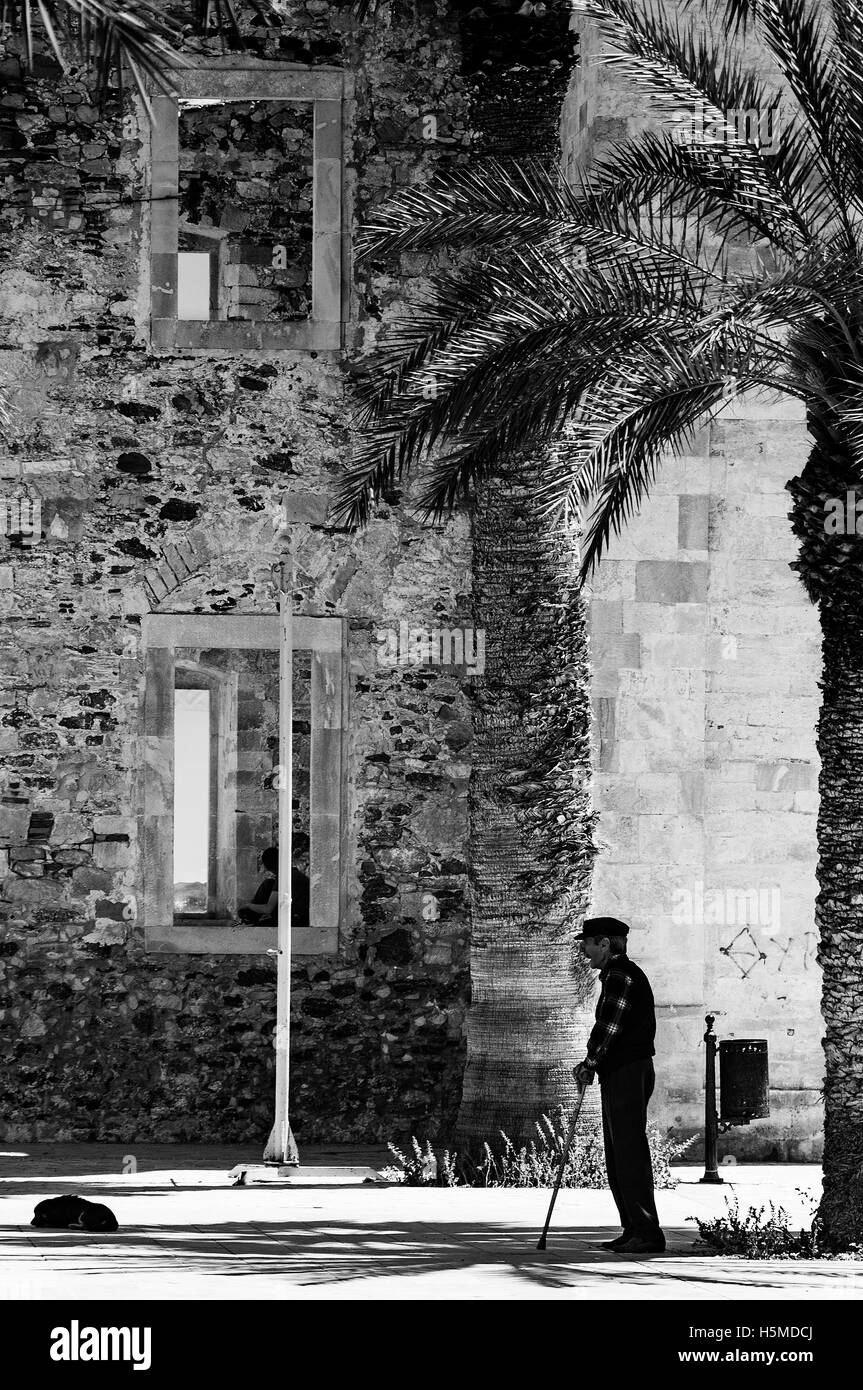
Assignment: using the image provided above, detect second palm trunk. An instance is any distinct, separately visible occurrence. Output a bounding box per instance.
[455,453,597,1149]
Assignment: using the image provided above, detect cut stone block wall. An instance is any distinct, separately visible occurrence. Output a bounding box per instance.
[585,402,822,1160]
[563,7,824,1158]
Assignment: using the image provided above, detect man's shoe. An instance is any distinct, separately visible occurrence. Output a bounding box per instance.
[599,1233,633,1250]
[615,1235,666,1255]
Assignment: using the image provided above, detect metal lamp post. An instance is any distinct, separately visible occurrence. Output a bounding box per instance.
[263,548,299,1166]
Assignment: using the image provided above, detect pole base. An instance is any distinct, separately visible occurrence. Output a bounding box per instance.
[699,1173,724,1184]
[263,1122,299,1166]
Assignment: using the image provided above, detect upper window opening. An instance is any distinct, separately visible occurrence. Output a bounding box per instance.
[149,62,349,352]
[177,98,314,324]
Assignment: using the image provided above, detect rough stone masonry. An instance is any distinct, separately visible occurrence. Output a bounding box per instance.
[0,0,481,1144]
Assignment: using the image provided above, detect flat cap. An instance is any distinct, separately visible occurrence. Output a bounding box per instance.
[579,916,630,939]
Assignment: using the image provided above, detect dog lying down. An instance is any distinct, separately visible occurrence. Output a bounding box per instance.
[32,1195,119,1232]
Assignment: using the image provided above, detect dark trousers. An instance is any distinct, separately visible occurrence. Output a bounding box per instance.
[600,1058,663,1241]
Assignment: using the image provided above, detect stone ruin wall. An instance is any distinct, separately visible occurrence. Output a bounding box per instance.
[0,1,479,1144]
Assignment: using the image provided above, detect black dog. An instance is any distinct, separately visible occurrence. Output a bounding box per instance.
[31,1195,119,1232]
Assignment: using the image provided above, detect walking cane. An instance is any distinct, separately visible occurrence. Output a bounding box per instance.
[536,1079,588,1250]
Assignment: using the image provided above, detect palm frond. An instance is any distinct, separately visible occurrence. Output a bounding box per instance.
[0,0,188,97]
[572,132,815,254]
[337,248,723,527]
[678,0,776,39]
[756,0,853,202]
[576,379,729,577]
[551,189,728,280]
[690,250,863,358]
[342,0,863,577]
[360,154,727,294]
[343,225,812,538]
[566,347,793,577]
[540,327,789,507]
[785,319,863,461]
[359,133,816,301]
[0,0,289,101]
[683,0,863,200]
[576,0,770,125]
[354,264,511,424]
[358,158,575,260]
[544,256,863,534]
[338,307,678,529]
[585,1,862,231]
[363,235,713,384]
[823,1,863,197]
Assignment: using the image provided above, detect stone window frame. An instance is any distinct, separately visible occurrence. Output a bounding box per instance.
[142,612,347,956]
[149,60,352,352]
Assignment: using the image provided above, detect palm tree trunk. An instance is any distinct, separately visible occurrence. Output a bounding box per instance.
[455,454,597,1148]
[789,420,863,1249]
[813,611,863,1248]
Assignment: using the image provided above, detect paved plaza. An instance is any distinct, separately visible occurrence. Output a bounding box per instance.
[0,1146,861,1300]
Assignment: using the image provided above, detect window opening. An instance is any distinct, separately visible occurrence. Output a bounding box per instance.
[177,98,313,325]
[143,613,344,954]
[173,687,211,914]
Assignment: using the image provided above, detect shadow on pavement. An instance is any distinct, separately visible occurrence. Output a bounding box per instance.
[2,1217,838,1294]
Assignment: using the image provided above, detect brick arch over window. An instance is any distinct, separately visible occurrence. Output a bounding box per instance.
[123,522,272,615]
[123,505,350,616]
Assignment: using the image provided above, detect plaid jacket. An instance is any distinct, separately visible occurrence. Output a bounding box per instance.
[585,953,656,1079]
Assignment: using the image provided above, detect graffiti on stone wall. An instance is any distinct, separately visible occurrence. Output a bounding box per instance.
[720,927,818,977]
[720,926,768,978]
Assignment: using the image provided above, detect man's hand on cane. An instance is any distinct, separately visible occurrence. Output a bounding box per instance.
[573,1061,595,1087]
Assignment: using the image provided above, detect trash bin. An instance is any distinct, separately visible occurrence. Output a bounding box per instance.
[719,1038,769,1124]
